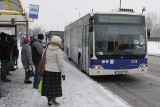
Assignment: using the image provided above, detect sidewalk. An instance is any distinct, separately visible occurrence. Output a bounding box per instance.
[0,61,130,107]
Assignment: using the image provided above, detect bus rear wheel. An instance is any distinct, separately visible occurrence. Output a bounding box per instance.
[78,53,83,71]
[67,48,72,61]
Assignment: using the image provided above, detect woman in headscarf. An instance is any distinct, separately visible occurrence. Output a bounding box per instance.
[41,36,65,106]
[21,38,33,84]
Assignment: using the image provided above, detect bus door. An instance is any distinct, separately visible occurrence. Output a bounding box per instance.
[82,25,89,72]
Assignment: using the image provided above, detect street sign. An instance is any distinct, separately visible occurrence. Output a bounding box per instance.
[29,4,39,19]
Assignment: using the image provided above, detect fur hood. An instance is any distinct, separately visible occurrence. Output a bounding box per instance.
[47,41,61,49]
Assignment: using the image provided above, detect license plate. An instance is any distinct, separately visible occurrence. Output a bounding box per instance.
[115,71,128,75]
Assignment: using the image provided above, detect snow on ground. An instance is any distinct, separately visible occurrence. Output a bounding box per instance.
[0,55,130,107]
[0,41,131,107]
[148,42,160,55]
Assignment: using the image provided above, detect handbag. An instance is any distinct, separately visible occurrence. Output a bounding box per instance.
[25,64,34,77]
[37,47,47,76]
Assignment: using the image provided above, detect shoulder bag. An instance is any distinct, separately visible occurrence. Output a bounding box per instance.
[37,46,47,76]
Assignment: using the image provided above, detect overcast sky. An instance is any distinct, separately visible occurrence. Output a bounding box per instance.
[20,0,160,31]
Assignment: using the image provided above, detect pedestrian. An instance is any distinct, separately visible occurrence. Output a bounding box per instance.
[41,36,65,106]
[21,38,33,84]
[30,35,37,46]
[10,35,19,71]
[0,32,11,82]
[31,34,45,89]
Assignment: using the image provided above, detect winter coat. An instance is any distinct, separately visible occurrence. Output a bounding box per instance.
[11,40,19,58]
[0,40,11,60]
[31,39,44,65]
[21,43,32,69]
[45,44,64,75]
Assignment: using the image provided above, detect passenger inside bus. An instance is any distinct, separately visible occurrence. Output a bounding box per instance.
[119,36,134,50]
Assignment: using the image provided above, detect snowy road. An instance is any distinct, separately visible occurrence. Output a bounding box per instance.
[93,56,160,107]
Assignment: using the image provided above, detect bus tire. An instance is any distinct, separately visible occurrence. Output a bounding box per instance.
[67,48,72,61]
[78,53,83,71]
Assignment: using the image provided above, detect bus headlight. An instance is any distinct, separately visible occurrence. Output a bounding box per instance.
[139,64,147,68]
[92,65,103,69]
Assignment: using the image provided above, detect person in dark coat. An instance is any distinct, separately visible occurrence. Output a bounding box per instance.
[10,35,19,71]
[31,34,45,89]
[30,35,37,46]
[21,38,33,83]
[0,32,11,82]
[41,36,65,106]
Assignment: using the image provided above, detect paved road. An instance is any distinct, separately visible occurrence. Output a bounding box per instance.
[92,56,160,107]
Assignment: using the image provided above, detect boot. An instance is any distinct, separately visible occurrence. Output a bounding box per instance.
[6,72,12,75]
[47,97,52,106]
[3,78,11,82]
[24,78,32,84]
[51,98,60,106]
[24,80,32,84]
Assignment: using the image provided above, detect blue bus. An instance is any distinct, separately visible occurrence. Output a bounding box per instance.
[64,8,148,76]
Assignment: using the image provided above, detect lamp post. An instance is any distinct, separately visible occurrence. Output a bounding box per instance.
[23,7,29,38]
[75,8,81,18]
[53,20,58,31]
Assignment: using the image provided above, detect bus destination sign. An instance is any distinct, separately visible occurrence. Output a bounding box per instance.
[98,15,143,24]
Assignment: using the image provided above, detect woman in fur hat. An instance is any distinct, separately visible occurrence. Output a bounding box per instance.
[41,36,65,106]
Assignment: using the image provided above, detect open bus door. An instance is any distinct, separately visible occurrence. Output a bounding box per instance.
[82,25,89,73]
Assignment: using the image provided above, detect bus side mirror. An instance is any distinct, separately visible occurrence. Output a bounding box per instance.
[89,26,93,32]
[147,29,151,39]
[89,17,93,32]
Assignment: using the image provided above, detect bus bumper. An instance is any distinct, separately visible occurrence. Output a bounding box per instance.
[88,67,147,76]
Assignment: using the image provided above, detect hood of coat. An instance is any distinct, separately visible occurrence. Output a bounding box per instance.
[47,44,60,51]
[47,41,61,48]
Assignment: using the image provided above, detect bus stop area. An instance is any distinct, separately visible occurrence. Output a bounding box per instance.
[0,0,27,98]
[0,51,130,107]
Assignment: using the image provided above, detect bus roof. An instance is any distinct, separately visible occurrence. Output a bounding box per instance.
[90,11,145,17]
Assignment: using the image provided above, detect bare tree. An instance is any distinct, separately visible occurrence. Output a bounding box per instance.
[31,25,46,36]
[146,12,160,37]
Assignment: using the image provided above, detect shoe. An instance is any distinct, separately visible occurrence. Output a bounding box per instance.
[6,73,12,75]
[10,68,16,71]
[48,102,52,106]
[51,100,60,106]
[24,80,32,84]
[48,98,52,106]
[3,79,11,82]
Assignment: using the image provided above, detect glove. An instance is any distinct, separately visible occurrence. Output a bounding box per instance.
[62,75,65,80]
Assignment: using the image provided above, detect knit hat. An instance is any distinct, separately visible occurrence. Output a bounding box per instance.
[51,36,62,45]
[23,38,30,44]
[38,34,44,40]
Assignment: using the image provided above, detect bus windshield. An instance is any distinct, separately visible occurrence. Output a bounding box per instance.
[94,24,146,58]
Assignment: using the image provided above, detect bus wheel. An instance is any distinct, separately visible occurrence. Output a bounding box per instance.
[68,57,72,61]
[78,53,83,71]
[67,48,72,61]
